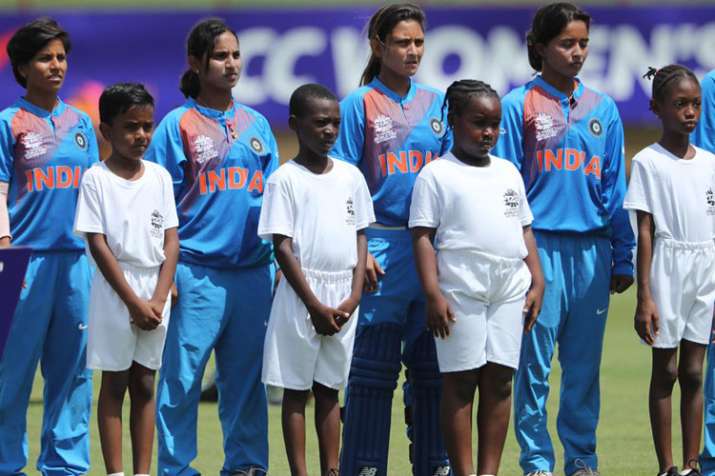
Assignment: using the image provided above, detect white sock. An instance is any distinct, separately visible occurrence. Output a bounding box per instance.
[680,469,693,476]
[107,473,124,476]
[135,474,150,476]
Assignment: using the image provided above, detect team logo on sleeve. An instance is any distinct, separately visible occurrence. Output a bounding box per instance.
[250,137,264,153]
[707,188,715,215]
[74,132,88,150]
[588,118,603,137]
[374,115,397,144]
[193,135,219,164]
[150,210,164,238]
[345,196,356,225]
[430,118,444,136]
[534,112,558,141]
[503,189,521,217]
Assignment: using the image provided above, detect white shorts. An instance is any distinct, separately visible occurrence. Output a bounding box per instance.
[87,262,171,371]
[262,268,357,391]
[435,250,531,372]
[651,238,715,348]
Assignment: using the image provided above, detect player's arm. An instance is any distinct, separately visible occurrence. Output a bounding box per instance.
[148,227,179,318]
[0,181,10,248]
[273,234,346,336]
[337,230,367,321]
[85,233,160,331]
[493,92,525,169]
[411,226,454,339]
[522,225,544,332]
[692,73,715,149]
[633,210,659,345]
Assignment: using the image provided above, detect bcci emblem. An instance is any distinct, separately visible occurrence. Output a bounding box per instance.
[75,132,87,150]
[589,118,602,137]
[430,118,443,136]
[250,137,264,153]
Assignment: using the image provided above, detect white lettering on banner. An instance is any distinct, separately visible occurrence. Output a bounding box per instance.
[232,22,715,109]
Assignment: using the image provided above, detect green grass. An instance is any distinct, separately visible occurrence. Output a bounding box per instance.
[23,287,687,475]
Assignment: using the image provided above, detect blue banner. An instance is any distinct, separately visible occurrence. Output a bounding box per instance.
[0,6,713,125]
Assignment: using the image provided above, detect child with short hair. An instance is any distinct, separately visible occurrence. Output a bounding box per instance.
[410,79,544,476]
[259,83,374,476]
[625,65,715,476]
[74,82,179,476]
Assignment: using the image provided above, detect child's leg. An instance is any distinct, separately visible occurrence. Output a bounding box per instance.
[650,348,679,472]
[282,388,310,476]
[476,362,515,475]
[441,369,479,476]
[312,382,340,475]
[98,370,130,474]
[678,339,707,469]
[127,361,156,475]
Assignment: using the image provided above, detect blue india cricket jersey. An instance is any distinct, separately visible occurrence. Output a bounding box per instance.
[692,70,715,152]
[494,75,634,275]
[332,78,452,227]
[0,98,99,251]
[145,99,278,268]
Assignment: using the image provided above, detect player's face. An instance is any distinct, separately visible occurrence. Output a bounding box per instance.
[655,77,701,136]
[200,32,241,92]
[540,20,589,79]
[376,20,425,79]
[294,97,340,157]
[19,39,67,95]
[450,95,501,160]
[103,105,155,162]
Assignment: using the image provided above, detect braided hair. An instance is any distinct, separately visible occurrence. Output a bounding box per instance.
[643,64,699,102]
[442,79,499,124]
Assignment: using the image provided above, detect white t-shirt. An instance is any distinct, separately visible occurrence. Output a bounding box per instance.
[409,153,533,259]
[74,160,179,268]
[258,158,375,272]
[624,143,715,242]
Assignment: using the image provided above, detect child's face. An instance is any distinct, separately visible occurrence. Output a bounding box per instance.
[195,32,241,93]
[102,105,154,161]
[292,97,340,157]
[20,39,67,95]
[450,95,501,160]
[374,20,425,80]
[653,77,701,136]
[540,20,589,79]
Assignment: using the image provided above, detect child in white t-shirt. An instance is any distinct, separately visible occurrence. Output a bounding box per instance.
[258,84,374,476]
[74,83,179,476]
[409,80,544,476]
[625,65,715,476]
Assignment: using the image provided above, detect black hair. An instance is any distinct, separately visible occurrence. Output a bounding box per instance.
[360,3,426,86]
[99,82,154,125]
[643,64,699,103]
[180,18,238,99]
[289,83,338,118]
[526,2,590,71]
[7,17,71,88]
[442,79,499,121]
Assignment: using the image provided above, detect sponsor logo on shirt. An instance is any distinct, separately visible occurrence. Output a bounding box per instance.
[706,188,715,215]
[24,165,82,192]
[345,196,356,225]
[250,137,264,153]
[20,132,48,160]
[75,132,88,150]
[377,150,436,177]
[535,148,602,178]
[589,118,603,137]
[373,114,397,144]
[534,112,558,141]
[503,188,521,217]
[150,210,164,238]
[193,135,219,164]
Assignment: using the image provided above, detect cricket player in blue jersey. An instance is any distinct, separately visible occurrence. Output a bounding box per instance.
[332,4,453,475]
[494,4,635,476]
[694,68,715,476]
[145,19,278,476]
[0,18,98,476]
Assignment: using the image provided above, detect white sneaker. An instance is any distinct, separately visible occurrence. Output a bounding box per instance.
[526,472,553,476]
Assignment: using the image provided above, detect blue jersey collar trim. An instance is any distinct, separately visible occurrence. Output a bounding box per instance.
[17,97,66,118]
[187,97,236,120]
[369,77,416,103]
[534,75,584,105]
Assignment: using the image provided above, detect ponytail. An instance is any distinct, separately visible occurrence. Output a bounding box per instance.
[180,69,201,99]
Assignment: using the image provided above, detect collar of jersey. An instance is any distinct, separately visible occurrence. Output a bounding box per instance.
[17,96,66,118]
[187,97,236,120]
[369,77,417,103]
[533,74,584,105]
